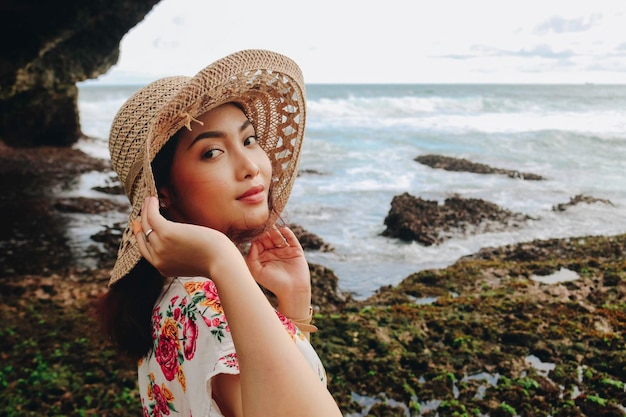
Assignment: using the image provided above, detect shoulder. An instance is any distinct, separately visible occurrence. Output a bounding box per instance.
[157,277,220,305]
[175,277,223,313]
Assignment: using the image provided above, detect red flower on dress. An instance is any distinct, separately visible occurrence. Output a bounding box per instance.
[173,307,181,322]
[170,295,179,306]
[182,318,198,360]
[151,307,162,339]
[155,333,179,381]
[202,280,219,299]
[152,383,170,416]
[219,352,239,370]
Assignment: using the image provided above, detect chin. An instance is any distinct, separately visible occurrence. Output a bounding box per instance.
[227,213,271,243]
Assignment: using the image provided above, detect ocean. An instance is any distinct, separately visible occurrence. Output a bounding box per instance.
[76,83,626,299]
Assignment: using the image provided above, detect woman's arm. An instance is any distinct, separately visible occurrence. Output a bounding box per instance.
[245,226,313,332]
[135,197,341,417]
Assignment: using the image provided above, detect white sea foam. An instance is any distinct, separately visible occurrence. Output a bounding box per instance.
[78,83,626,298]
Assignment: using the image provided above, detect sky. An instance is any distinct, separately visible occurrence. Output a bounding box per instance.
[88,0,626,85]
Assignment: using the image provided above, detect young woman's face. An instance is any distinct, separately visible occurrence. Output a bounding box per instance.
[159,103,273,235]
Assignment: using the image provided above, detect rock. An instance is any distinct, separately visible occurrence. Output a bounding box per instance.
[298,168,326,176]
[0,0,160,147]
[552,194,614,211]
[415,154,545,181]
[288,223,334,252]
[54,197,127,214]
[314,233,626,416]
[0,142,112,276]
[382,192,532,245]
[310,263,351,311]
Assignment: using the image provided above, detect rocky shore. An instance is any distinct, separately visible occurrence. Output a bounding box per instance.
[1,144,624,416]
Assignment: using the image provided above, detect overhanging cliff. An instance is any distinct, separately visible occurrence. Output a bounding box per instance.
[0,0,161,147]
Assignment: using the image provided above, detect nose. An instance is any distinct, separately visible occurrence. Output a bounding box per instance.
[236,149,261,180]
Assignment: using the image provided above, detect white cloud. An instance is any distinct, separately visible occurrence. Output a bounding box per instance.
[87,0,626,84]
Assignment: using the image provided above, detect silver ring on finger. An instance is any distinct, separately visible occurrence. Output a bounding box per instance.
[145,228,154,242]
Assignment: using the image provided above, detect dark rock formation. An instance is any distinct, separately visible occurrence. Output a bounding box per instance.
[382,192,532,245]
[0,142,110,276]
[0,0,160,147]
[319,233,626,415]
[310,263,351,312]
[288,223,334,252]
[415,154,545,180]
[552,194,614,211]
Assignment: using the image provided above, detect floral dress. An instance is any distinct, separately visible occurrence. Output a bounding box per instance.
[138,276,327,417]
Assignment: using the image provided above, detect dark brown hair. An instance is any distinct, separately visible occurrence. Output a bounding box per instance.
[96,133,179,360]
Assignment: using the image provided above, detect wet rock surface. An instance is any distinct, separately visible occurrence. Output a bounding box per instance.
[553,194,615,212]
[415,154,545,180]
[0,142,112,276]
[1,143,624,417]
[288,223,335,252]
[382,192,533,245]
[322,234,626,416]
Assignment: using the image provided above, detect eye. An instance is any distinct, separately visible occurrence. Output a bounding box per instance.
[202,148,224,160]
[243,135,258,146]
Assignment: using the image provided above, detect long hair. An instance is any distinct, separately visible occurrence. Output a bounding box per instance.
[97,133,179,360]
[97,104,281,360]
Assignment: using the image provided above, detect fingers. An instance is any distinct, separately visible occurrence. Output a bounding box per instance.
[134,196,164,260]
[134,218,150,260]
[278,226,303,251]
[141,197,155,240]
[256,225,290,250]
[253,225,304,252]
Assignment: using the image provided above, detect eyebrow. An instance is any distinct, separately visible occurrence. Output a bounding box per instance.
[187,119,253,149]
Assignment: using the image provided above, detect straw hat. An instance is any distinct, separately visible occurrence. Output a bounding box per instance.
[107,49,306,286]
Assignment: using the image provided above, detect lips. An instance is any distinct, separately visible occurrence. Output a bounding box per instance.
[237,185,265,202]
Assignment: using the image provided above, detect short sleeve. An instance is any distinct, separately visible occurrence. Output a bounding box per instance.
[138,276,327,417]
[138,277,240,417]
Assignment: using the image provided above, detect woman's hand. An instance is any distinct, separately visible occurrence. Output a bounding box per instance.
[134,196,243,279]
[245,225,311,318]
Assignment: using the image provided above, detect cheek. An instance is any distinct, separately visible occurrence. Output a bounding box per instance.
[259,154,273,182]
[170,162,224,202]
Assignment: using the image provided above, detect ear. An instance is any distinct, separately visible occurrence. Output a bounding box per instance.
[157,185,174,209]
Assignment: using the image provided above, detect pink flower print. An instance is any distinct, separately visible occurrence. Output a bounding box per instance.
[182,318,198,360]
[275,310,297,335]
[219,353,239,370]
[152,383,171,416]
[202,280,219,299]
[155,333,180,381]
[173,307,181,322]
[211,317,221,328]
[201,282,223,313]
[152,307,162,339]
[141,399,150,417]
[170,295,179,306]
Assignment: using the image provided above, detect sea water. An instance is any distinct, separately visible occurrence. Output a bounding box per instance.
[77,83,626,298]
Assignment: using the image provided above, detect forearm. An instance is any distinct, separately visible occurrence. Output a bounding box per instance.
[275,287,311,321]
[210,256,341,417]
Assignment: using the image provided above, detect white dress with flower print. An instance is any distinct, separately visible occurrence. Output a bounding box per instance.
[138,276,327,417]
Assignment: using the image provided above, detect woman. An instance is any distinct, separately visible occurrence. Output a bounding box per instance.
[99,50,342,417]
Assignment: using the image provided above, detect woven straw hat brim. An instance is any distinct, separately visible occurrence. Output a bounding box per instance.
[108,49,306,286]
